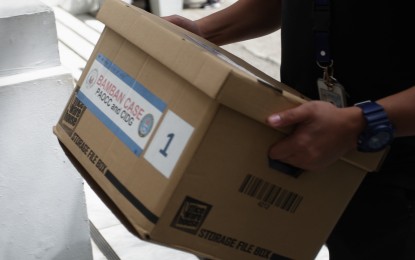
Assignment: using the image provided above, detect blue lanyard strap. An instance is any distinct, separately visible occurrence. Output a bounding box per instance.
[314,0,331,65]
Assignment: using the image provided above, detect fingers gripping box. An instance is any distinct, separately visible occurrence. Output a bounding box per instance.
[54,0,385,259]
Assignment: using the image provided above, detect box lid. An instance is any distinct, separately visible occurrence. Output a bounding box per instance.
[96,0,300,97]
[96,0,386,172]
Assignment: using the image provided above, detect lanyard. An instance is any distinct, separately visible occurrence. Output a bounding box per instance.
[313,0,348,107]
[314,0,331,65]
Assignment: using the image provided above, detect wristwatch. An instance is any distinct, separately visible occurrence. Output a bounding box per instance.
[354,100,394,152]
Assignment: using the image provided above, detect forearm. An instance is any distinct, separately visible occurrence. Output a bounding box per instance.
[196,0,282,45]
[377,86,415,137]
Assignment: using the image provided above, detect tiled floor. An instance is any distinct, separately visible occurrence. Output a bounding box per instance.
[54,2,329,260]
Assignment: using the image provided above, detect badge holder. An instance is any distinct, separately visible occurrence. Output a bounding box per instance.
[317,63,347,107]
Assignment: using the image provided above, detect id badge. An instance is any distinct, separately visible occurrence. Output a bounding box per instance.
[317,78,347,108]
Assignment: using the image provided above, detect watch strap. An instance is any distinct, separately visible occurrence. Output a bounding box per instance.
[355,101,390,127]
[354,100,394,152]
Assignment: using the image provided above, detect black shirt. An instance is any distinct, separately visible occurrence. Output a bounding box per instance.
[280,0,415,188]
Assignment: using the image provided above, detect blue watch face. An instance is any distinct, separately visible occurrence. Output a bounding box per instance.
[368,131,393,151]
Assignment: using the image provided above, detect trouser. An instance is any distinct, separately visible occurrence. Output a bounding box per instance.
[327,176,415,260]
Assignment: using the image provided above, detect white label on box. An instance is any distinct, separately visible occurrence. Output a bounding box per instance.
[144,110,194,178]
[78,53,166,156]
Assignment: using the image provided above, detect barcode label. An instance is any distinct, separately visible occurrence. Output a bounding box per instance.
[239,174,303,213]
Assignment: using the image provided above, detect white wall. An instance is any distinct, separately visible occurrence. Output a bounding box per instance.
[0,0,60,76]
[0,67,93,260]
[0,1,92,259]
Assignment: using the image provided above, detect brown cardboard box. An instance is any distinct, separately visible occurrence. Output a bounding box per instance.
[54,0,385,259]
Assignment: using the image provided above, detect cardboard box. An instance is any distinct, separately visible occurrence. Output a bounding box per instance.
[54,1,385,259]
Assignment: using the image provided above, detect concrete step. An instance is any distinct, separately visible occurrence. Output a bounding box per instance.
[0,0,60,76]
[0,66,93,260]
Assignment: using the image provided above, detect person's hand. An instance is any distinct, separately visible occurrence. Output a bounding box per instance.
[163,15,204,37]
[266,101,366,171]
